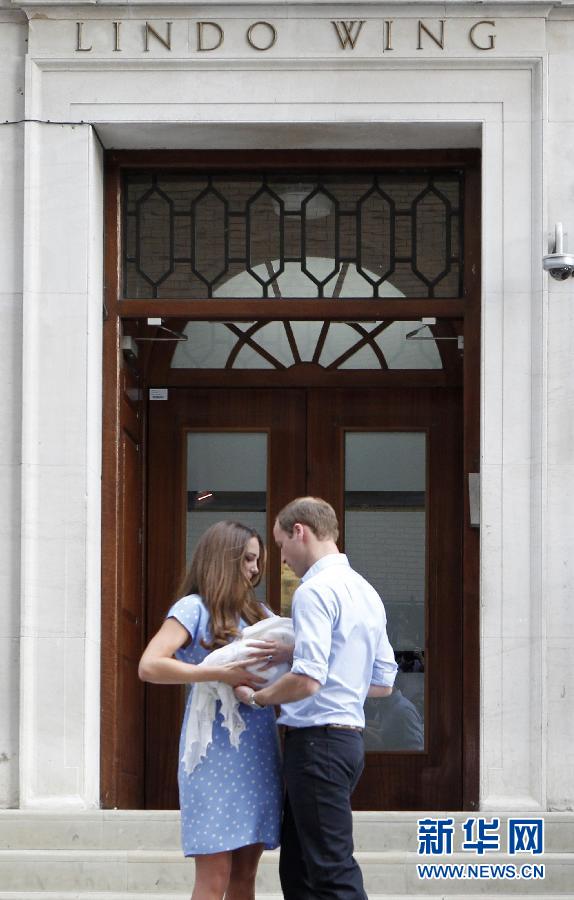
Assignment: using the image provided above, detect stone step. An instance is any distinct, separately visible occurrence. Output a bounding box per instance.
[0,849,572,895]
[0,811,572,853]
[0,896,565,900]
[0,812,571,896]
[0,896,403,900]
[0,896,399,900]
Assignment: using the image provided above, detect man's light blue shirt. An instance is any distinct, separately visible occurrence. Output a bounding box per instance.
[277,553,397,728]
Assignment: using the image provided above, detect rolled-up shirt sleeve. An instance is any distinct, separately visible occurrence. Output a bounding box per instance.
[290,586,335,686]
[371,614,398,687]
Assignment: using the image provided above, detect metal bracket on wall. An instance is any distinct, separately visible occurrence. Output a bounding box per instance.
[134,318,188,342]
[405,317,464,351]
[468,473,480,528]
[121,335,139,363]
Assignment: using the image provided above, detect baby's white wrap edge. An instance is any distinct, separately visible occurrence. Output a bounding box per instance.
[181,616,294,775]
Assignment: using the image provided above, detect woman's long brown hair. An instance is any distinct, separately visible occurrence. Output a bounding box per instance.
[176,521,267,649]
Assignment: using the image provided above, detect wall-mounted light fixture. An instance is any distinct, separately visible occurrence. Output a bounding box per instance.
[543,222,574,280]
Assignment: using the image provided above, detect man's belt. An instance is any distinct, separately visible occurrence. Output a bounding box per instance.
[283,724,364,733]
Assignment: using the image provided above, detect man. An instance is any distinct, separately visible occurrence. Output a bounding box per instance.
[364,687,424,752]
[235,496,397,900]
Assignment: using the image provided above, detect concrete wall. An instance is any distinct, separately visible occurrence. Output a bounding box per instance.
[0,0,26,808]
[545,9,574,812]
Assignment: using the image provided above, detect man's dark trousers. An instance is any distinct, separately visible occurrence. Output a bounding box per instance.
[279,726,367,900]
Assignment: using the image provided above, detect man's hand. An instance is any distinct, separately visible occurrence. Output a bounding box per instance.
[234,685,257,705]
[240,671,320,708]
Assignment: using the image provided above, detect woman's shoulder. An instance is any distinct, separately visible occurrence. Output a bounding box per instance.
[168,592,207,614]
[167,594,208,637]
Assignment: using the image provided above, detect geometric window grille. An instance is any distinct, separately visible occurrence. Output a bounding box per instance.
[170,320,444,371]
[123,170,464,300]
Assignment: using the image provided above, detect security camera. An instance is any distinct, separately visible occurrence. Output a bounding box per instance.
[543,223,574,280]
[544,259,574,281]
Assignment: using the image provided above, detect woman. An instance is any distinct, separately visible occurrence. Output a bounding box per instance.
[139,521,291,900]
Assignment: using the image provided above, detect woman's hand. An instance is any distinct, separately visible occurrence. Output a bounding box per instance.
[244,639,294,670]
[216,658,267,690]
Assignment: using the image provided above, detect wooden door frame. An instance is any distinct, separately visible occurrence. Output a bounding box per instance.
[101,149,480,810]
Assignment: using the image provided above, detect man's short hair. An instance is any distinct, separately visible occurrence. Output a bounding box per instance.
[276,496,339,542]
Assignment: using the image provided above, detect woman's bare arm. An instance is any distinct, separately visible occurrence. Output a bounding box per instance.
[138,618,266,689]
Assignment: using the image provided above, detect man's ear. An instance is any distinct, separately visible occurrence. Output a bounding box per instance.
[293,522,305,541]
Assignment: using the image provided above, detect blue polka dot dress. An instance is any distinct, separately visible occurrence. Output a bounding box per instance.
[167,594,283,857]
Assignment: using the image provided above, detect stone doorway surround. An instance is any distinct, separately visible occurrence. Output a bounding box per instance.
[11,0,559,813]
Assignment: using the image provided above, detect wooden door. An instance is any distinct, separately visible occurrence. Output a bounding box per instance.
[145,385,462,810]
[145,388,306,809]
[307,387,463,809]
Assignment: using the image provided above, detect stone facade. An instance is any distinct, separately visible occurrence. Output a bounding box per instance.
[1,0,574,814]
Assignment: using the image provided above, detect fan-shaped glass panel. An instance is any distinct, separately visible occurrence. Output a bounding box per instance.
[338,344,381,370]
[380,322,442,369]
[171,320,445,370]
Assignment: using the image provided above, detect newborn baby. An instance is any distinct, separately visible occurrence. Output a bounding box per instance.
[182,616,294,773]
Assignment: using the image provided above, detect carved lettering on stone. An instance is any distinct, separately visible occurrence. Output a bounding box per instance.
[469,20,496,51]
[75,22,92,52]
[246,21,277,51]
[197,22,225,52]
[144,22,172,52]
[383,20,394,52]
[332,21,365,50]
[70,18,499,55]
[417,20,445,51]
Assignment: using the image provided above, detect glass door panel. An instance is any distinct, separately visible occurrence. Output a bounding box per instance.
[344,432,425,752]
[186,432,267,597]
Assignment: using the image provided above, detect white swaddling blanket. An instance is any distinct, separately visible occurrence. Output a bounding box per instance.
[181,615,294,775]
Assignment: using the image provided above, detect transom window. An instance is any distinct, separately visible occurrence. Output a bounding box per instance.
[123,170,464,300]
[171,320,445,370]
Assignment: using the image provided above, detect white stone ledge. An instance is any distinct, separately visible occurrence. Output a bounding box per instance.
[8,1,567,9]
[10,2,564,15]
[0,9,26,22]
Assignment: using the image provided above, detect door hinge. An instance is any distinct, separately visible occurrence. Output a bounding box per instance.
[468,473,480,528]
